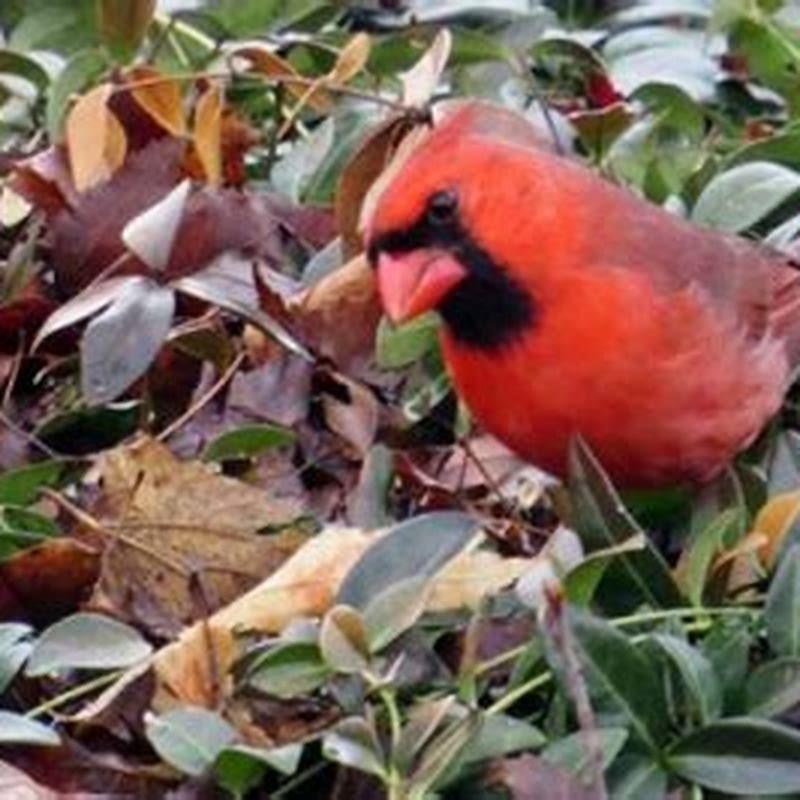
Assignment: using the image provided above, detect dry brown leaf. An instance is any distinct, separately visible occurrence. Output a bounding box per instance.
[128,66,186,137]
[293,255,381,373]
[329,32,372,84]
[401,29,452,108]
[0,538,100,625]
[86,437,307,637]
[148,526,538,710]
[336,115,414,258]
[66,83,128,192]
[752,490,800,568]
[234,45,333,113]
[320,371,380,458]
[194,83,223,187]
[99,0,156,53]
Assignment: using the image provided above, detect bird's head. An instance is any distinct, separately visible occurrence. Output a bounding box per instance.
[364,101,550,349]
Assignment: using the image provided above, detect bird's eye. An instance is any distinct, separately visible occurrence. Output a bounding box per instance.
[426,190,458,225]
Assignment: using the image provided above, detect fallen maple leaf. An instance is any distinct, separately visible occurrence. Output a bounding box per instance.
[83,437,308,637]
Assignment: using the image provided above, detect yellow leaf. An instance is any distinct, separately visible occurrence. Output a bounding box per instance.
[234,45,333,113]
[194,83,223,186]
[329,32,371,83]
[753,490,800,568]
[66,83,128,192]
[128,66,186,137]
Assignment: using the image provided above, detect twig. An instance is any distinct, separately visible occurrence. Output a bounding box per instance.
[118,69,410,114]
[25,669,126,720]
[157,351,245,442]
[543,590,608,799]
[41,487,191,577]
[0,408,60,459]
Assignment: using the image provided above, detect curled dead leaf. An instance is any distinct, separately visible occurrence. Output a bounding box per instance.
[318,369,381,458]
[194,83,223,187]
[401,29,452,108]
[336,115,415,258]
[233,45,332,113]
[329,33,372,84]
[127,66,187,138]
[753,490,800,568]
[256,255,381,376]
[66,83,128,192]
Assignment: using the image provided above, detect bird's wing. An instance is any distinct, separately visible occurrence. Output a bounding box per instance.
[560,154,800,368]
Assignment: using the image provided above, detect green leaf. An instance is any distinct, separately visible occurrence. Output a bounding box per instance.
[45,48,108,139]
[395,697,457,773]
[567,438,682,609]
[669,717,800,794]
[322,716,387,779]
[0,623,32,652]
[746,658,800,718]
[0,49,50,93]
[209,0,318,36]
[568,608,667,753]
[350,444,394,530]
[649,634,722,724]
[460,714,545,764]
[81,281,175,405]
[202,424,295,462]
[36,402,139,456]
[607,754,668,799]
[10,0,98,54]
[376,314,440,370]
[336,512,478,610]
[0,711,59,747]
[271,117,335,203]
[245,642,332,699]
[543,727,628,776]
[319,605,370,674]
[564,534,647,606]
[0,506,60,555]
[0,461,63,506]
[766,543,800,657]
[676,509,741,606]
[0,623,32,693]
[363,575,431,652]
[410,712,482,793]
[215,743,302,797]
[702,619,752,712]
[25,613,152,676]
[691,162,800,233]
[145,707,236,777]
[610,42,718,101]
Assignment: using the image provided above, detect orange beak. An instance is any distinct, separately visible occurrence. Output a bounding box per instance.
[376,250,467,324]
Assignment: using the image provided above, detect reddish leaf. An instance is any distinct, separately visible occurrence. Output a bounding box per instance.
[0,539,100,625]
[484,754,598,800]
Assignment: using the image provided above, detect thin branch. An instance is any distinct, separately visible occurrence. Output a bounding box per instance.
[157,351,246,442]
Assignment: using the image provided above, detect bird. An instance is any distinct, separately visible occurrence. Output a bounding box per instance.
[364,101,800,488]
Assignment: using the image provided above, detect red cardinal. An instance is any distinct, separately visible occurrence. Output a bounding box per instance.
[365,102,800,488]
